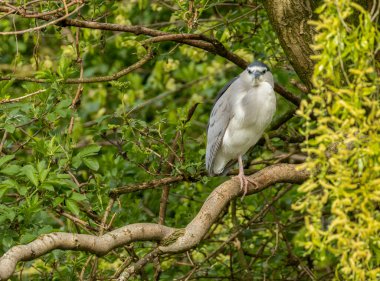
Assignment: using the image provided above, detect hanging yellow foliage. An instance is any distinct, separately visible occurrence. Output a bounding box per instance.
[294,0,380,280]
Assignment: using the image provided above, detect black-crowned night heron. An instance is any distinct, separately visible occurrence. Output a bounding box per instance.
[206,61,276,197]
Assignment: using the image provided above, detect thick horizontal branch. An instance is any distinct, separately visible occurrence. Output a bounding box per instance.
[0,164,309,280]
[0,223,175,280]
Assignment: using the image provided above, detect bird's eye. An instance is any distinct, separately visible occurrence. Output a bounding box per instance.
[248,69,253,74]
[262,69,267,74]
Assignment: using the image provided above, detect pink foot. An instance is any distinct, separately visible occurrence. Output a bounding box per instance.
[234,174,257,200]
[235,155,257,200]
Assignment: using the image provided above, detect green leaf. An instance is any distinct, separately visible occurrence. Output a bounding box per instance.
[77,145,101,158]
[40,183,55,192]
[37,225,53,235]
[20,233,37,244]
[0,188,7,199]
[17,185,28,196]
[0,79,15,95]
[4,124,15,133]
[66,199,80,216]
[83,157,99,171]
[1,164,21,176]
[0,179,16,198]
[57,98,72,108]
[37,161,50,182]
[52,197,64,207]
[0,155,15,168]
[22,165,39,187]
[71,155,82,169]
[70,192,87,202]
[47,179,77,190]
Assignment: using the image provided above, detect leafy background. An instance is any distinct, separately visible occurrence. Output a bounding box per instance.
[0,0,378,280]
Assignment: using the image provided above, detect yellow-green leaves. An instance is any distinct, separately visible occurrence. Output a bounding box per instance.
[296,0,380,279]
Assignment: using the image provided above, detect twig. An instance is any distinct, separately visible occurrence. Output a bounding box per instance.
[100,198,115,236]
[0,89,47,104]
[60,210,98,232]
[118,248,162,281]
[0,4,84,35]
[2,1,77,18]
[0,50,154,84]
[0,131,8,155]
[79,256,93,281]
[110,175,185,196]
[68,24,84,135]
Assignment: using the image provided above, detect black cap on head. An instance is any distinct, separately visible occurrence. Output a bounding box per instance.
[248,61,270,70]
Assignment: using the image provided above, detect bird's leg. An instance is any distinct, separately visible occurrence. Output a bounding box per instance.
[235,155,257,200]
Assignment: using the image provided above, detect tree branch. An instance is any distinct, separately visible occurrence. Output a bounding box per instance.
[0,50,154,84]
[0,4,302,106]
[0,89,47,104]
[0,164,309,280]
[110,175,185,196]
[0,3,84,35]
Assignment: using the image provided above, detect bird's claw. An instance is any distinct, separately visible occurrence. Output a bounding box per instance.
[234,174,257,201]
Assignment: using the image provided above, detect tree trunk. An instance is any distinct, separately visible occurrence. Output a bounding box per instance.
[264,0,317,90]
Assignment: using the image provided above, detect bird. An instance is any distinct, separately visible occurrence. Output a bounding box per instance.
[206,61,276,198]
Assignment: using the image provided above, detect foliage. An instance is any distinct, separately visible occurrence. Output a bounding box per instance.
[0,0,378,280]
[295,0,380,279]
[0,1,308,279]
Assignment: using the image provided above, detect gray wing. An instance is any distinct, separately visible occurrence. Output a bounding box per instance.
[206,77,238,175]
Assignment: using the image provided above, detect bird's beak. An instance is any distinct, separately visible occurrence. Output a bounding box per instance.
[253,71,261,79]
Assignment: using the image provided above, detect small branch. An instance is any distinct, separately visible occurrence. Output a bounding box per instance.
[1,1,77,18]
[0,3,84,35]
[68,24,84,135]
[141,33,203,44]
[99,198,115,235]
[59,210,98,233]
[0,50,154,84]
[0,89,47,104]
[118,248,162,281]
[274,83,301,106]
[0,131,8,155]
[110,175,185,197]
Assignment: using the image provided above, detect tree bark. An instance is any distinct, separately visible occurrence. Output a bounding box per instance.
[264,0,317,90]
[0,164,309,280]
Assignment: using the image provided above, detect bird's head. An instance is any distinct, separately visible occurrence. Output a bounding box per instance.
[245,61,273,87]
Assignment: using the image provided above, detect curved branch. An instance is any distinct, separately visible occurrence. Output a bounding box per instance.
[0,224,175,280]
[159,164,309,253]
[0,164,309,280]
